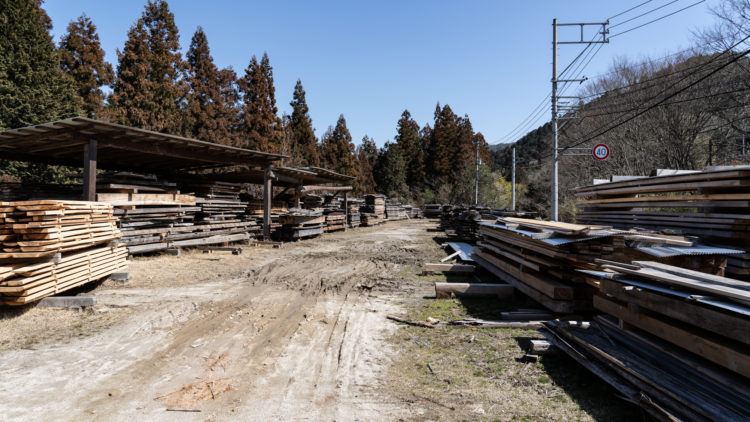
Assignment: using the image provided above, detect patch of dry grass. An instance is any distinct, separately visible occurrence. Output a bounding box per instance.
[386,297,640,421]
[0,306,132,355]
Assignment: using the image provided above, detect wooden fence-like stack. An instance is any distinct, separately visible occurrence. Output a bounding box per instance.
[575,168,750,280]
[0,200,127,305]
[472,218,625,313]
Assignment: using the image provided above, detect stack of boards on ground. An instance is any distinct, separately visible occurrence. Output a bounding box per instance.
[575,167,750,280]
[362,195,385,218]
[385,201,408,221]
[347,200,361,228]
[0,200,126,305]
[277,209,324,241]
[96,174,257,254]
[423,204,442,218]
[324,209,346,232]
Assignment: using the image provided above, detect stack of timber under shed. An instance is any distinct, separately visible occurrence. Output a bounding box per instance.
[0,200,127,305]
[276,209,324,241]
[324,209,346,232]
[575,167,750,280]
[423,204,442,218]
[181,181,248,223]
[472,218,626,313]
[363,194,385,218]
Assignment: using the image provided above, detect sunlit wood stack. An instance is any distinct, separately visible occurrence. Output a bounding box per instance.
[277,210,324,241]
[324,210,346,232]
[0,200,127,305]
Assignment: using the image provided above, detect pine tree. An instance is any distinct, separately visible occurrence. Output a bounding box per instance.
[0,0,81,130]
[289,80,319,166]
[427,104,459,183]
[59,14,113,117]
[356,135,377,193]
[320,115,358,177]
[108,0,185,133]
[394,110,426,193]
[184,27,238,145]
[238,52,282,152]
[374,142,408,199]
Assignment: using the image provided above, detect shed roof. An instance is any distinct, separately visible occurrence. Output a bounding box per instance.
[194,166,354,187]
[0,117,285,173]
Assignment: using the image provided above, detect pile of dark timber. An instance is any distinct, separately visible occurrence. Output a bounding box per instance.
[347,200,361,228]
[445,209,482,242]
[360,213,383,227]
[362,194,385,218]
[181,181,247,223]
[324,209,346,232]
[575,167,750,280]
[385,201,408,221]
[276,209,324,241]
[0,183,82,201]
[423,203,442,218]
[303,195,324,208]
[472,218,625,313]
[588,260,750,379]
[0,200,127,305]
[544,318,750,421]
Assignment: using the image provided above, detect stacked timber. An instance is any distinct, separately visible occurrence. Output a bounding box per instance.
[442,209,482,242]
[181,181,247,223]
[423,204,442,218]
[406,206,422,219]
[473,218,625,313]
[277,209,324,241]
[346,200,361,228]
[575,167,750,280]
[362,194,386,218]
[303,195,324,209]
[247,199,288,216]
[360,213,383,227]
[0,183,81,201]
[0,200,127,305]
[385,201,408,221]
[324,209,346,232]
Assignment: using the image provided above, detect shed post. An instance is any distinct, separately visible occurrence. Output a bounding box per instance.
[82,139,98,201]
[263,165,273,239]
[294,187,301,208]
[344,191,349,231]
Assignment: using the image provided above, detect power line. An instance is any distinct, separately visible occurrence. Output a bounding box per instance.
[610,0,681,29]
[610,0,707,38]
[608,0,655,20]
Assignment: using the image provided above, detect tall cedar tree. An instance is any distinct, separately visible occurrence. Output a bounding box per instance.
[184,27,238,145]
[355,135,377,193]
[427,104,459,184]
[289,80,320,166]
[321,115,358,177]
[239,53,282,152]
[394,110,426,193]
[0,0,80,130]
[0,0,81,183]
[109,0,185,134]
[373,142,408,199]
[58,14,113,117]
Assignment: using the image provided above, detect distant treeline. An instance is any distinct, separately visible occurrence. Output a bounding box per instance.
[0,0,509,206]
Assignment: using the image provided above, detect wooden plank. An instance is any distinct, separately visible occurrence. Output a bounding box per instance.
[579,193,750,205]
[474,249,574,300]
[423,263,475,274]
[593,294,750,379]
[575,178,750,197]
[574,169,750,193]
[82,139,97,201]
[633,261,750,290]
[434,282,514,299]
[600,278,750,345]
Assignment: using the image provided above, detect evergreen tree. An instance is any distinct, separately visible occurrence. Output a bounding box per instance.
[427,104,459,183]
[394,110,426,193]
[184,27,238,145]
[374,142,409,199]
[289,80,319,166]
[320,115,358,177]
[356,135,377,193]
[0,0,81,130]
[108,0,185,133]
[58,14,113,117]
[238,52,282,152]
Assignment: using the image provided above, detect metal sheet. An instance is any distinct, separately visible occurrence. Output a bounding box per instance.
[446,242,475,262]
[636,244,744,258]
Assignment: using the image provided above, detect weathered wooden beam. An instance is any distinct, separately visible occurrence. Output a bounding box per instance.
[82,139,97,201]
[423,263,475,274]
[263,165,273,239]
[301,185,354,192]
[434,282,513,298]
[344,191,348,232]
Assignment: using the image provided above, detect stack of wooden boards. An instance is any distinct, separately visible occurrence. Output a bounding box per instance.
[360,212,384,227]
[472,218,626,313]
[277,209,324,241]
[423,204,442,218]
[324,209,346,232]
[575,167,750,280]
[362,195,385,218]
[385,201,408,221]
[442,208,482,242]
[347,200,361,228]
[0,200,126,305]
[181,181,248,223]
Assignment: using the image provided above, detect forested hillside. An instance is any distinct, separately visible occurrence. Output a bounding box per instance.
[0,0,509,206]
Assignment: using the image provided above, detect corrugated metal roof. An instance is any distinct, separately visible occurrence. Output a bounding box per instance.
[636,244,744,257]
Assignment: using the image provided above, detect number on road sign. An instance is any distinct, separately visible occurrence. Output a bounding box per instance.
[593,144,609,160]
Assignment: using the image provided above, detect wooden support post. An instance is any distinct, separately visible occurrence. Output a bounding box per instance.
[344,191,349,232]
[294,186,301,208]
[263,165,273,239]
[82,139,97,201]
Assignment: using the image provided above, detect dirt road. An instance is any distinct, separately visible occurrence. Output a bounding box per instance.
[0,220,442,421]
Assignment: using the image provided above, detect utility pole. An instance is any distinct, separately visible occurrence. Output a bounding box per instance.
[511,147,516,211]
[474,141,479,205]
[550,19,608,221]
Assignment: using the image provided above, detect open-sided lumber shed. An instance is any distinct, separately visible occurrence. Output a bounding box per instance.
[0,117,289,237]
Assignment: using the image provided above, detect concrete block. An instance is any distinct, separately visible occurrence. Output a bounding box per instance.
[38,296,96,308]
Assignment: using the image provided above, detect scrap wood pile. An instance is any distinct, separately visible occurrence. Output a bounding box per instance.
[97,174,256,254]
[423,203,442,218]
[323,209,346,232]
[385,201,408,221]
[346,200,361,228]
[575,167,750,280]
[444,209,482,242]
[545,259,750,420]
[276,209,324,241]
[472,218,627,313]
[360,212,383,227]
[0,200,126,305]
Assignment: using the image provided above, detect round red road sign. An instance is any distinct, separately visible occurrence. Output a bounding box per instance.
[593,143,609,160]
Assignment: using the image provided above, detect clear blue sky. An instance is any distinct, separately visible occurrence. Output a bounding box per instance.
[43,0,720,148]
